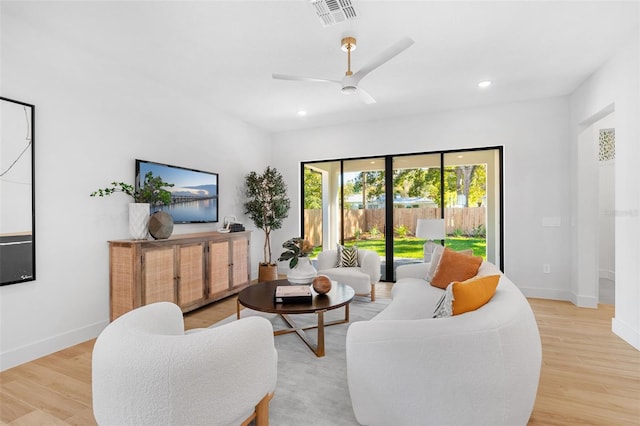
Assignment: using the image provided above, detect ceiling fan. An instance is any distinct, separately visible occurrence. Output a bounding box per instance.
[272,36,414,104]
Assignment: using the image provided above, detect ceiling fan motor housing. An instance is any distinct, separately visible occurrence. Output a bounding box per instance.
[341,36,356,51]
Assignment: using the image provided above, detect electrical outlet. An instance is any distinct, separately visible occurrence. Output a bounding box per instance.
[543,264,551,274]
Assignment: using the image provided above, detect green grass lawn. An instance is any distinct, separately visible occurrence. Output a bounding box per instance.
[311,237,486,259]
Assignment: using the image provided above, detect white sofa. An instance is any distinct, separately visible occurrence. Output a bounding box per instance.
[346,261,542,426]
[92,302,278,426]
[316,249,381,301]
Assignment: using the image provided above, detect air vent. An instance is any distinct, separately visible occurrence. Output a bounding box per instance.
[310,0,357,27]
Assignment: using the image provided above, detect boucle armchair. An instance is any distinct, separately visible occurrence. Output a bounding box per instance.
[92,302,277,426]
[316,248,381,301]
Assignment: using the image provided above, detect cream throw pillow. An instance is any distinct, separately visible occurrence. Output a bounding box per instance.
[426,244,445,282]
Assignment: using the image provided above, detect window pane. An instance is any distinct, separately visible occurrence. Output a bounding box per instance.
[392,154,441,280]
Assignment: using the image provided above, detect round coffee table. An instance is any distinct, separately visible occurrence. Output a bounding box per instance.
[237,279,355,357]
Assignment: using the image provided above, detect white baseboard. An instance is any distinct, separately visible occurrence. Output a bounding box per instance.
[0,320,108,372]
[519,287,600,308]
[612,317,640,351]
[520,287,572,301]
[575,294,598,308]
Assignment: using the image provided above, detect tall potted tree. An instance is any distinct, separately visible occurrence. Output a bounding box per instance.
[244,166,291,282]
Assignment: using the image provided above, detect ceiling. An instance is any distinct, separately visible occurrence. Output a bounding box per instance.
[5,1,639,134]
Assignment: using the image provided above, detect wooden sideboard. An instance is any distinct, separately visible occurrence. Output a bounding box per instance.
[108,231,251,321]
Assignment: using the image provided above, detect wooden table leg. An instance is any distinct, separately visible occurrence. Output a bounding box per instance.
[237,299,241,320]
[275,303,351,358]
[317,310,325,357]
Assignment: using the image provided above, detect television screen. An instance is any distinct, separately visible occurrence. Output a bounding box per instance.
[135,159,218,223]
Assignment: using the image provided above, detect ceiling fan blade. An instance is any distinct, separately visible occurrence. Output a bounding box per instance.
[352,37,415,84]
[272,73,340,84]
[356,87,376,104]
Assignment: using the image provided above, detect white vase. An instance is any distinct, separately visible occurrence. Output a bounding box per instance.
[129,203,150,240]
[287,257,317,284]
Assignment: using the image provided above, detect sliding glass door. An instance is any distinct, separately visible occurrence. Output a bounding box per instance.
[391,154,442,277]
[341,158,387,277]
[302,147,502,281]
[443,150,501,266]
[302,161,341,256]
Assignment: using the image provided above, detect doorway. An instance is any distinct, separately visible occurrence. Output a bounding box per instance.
[576,111,615,306]
[597,117,616,305]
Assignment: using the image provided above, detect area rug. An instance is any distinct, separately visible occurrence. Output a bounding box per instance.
[212,296,390,426]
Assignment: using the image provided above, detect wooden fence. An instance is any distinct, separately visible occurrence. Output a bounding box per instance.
[304,207,486,244]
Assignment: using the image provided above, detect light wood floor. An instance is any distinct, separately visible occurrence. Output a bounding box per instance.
[1,283,638,425]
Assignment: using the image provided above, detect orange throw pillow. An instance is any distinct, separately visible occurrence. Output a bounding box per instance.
[452,275,501,315]
[430,247,483,289]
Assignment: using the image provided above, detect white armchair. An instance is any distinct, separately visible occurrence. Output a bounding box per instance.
[92,302,277,426]
[316,249,381,301]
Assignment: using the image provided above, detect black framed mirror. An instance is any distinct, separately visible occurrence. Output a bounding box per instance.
[1,96,35,285]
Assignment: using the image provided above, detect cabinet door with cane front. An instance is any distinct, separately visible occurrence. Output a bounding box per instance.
[231,238,250,289]
[141,246,177,305]
[177,242,206,309]
[208,240,230,297]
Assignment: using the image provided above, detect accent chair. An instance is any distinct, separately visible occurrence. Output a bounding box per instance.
[92,302,277,426]
[316,248,381,301]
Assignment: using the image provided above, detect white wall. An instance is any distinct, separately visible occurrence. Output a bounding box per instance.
[0,100,33,234]
[271,97,573,301]
[570,34,640,350]
[0,8,271,370]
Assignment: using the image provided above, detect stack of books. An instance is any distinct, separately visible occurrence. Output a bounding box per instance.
[275,285,312,303]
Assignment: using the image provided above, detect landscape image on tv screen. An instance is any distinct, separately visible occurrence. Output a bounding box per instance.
[136,159,218,223]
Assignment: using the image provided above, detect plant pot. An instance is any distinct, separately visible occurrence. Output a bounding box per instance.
[258,263,278,282]
[287,257,317,284]
[129,203,150,240]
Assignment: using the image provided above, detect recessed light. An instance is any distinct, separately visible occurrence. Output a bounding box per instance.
[478,80,492,88]
[297,110,307,117]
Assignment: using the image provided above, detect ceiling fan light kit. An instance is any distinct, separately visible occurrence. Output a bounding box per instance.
[341,85,357,95]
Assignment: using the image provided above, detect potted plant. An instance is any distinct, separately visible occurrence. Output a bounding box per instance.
[91,171,174,239]
[243,166,291,281]
[278,237,315,268]
[278,237,317,284]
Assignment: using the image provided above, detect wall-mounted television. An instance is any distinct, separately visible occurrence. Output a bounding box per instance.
[135,159,218,223]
